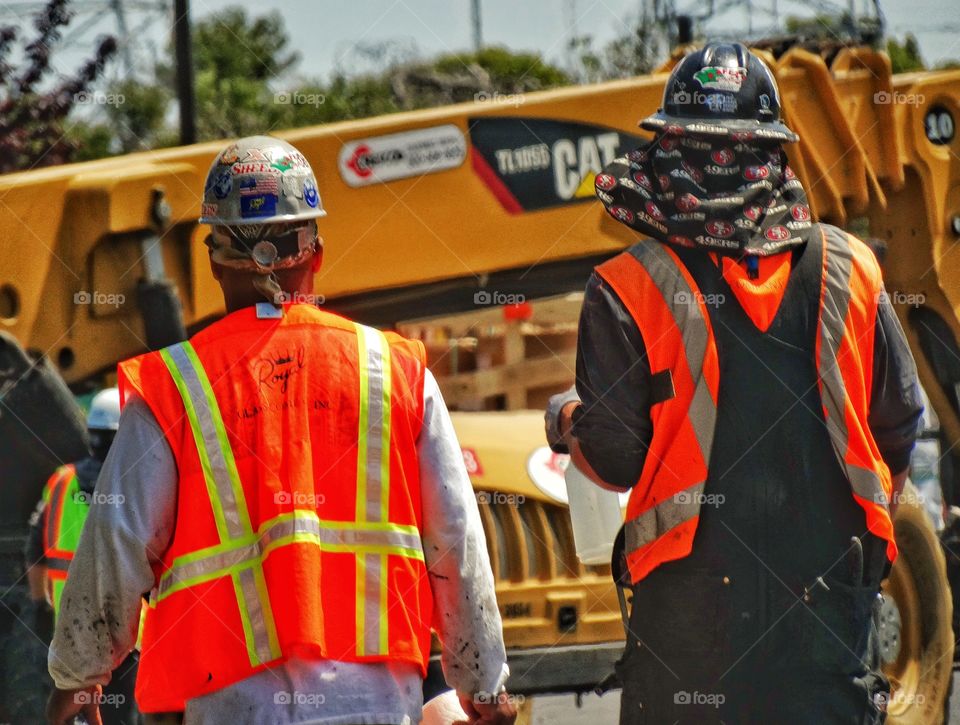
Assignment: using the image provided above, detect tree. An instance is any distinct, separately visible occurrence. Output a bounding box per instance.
[157,7,299,140]
[104,79,173,153]
[0,0,116,173]
[568,16,663,83]
[784,13,854,39]
[79,6,574,155]
[887,34,925,73]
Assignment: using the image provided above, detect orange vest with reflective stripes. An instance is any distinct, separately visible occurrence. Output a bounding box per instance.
[596,225,896,585]
[118,303,431,713]
[42,464,88,617]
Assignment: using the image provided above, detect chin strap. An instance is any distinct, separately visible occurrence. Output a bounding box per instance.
[205,228,320,304]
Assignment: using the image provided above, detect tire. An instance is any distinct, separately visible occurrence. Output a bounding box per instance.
[881,482,954,724]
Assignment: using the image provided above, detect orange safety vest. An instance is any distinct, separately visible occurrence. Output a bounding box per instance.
[596,224,897,585]
[118,303,432,713]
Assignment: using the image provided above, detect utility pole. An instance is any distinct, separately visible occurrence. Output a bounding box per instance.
[174,0,196,145]
[471,0,482,52]
[109,0,135,76]
[564,0,578,73]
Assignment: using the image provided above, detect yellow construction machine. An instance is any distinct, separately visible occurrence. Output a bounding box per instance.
[0,44,957,723]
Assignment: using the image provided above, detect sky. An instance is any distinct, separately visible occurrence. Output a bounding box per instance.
[13,0,960,90]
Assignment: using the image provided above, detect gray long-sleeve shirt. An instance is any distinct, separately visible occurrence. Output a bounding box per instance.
[49,370,507,725]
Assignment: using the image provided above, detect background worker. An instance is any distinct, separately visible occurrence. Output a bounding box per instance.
[547,42,923,724]
[25,388,141,725]
[46,136,516,725]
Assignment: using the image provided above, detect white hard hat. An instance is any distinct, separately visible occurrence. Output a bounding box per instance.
[87,387,121,431]
[200,135,325,227]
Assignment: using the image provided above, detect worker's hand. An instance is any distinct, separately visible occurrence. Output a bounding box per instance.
[545,385,581,453]
[455,691,518,724]
[46,684,103,725]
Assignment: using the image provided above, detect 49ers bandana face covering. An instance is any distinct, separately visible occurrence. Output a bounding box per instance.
[595,132,814,255]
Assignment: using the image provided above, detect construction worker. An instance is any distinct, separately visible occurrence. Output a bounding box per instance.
[24,388,141,724]
[546,43,922,724]
[46,136,516,725]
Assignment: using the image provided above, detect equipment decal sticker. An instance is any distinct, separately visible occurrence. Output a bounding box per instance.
[338,125,467,187]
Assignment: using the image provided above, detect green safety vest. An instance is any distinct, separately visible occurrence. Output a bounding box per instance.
[42,465,90,619]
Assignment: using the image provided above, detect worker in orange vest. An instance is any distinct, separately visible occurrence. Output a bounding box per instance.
[47,136,516,725]
[547,43,922,724]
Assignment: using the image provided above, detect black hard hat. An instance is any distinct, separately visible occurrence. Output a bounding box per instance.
[641,42,799,143]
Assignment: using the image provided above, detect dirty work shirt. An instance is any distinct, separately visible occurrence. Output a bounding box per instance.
[49,371,508,725]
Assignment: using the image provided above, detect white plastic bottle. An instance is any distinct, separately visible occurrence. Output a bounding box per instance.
[564,460,624,565]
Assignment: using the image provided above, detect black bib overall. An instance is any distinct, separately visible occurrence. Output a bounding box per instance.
[617,232,890,724]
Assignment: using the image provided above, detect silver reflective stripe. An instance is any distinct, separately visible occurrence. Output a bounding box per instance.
[166,343,246,539]
[818,230,889,509]
[848,465,888,504]
[236,567,274,665]
[158,541,257,598]
[628,243,717,461]
[157,515,425,598]
[622,243,717,551]
[162,342,279,666]
[625,481,706,551]
[363,552,381,655]
[354,323,394,656]
[356,325,390,523]
[262,518,422,552]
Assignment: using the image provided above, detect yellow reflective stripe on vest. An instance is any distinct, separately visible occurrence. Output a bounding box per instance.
[160,341,282,668]
[160,343,251,541]
[353,323,393,657]
[818,232,890,508]
[155,513,424,601]
[622,243,717,553]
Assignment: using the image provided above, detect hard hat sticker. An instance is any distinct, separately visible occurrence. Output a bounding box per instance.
[240,193,278,218]
[703,94,737,113]
[694,66,747,92]
[212,169,233,199]
[219,143,240,165]
[303,179,319,208]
